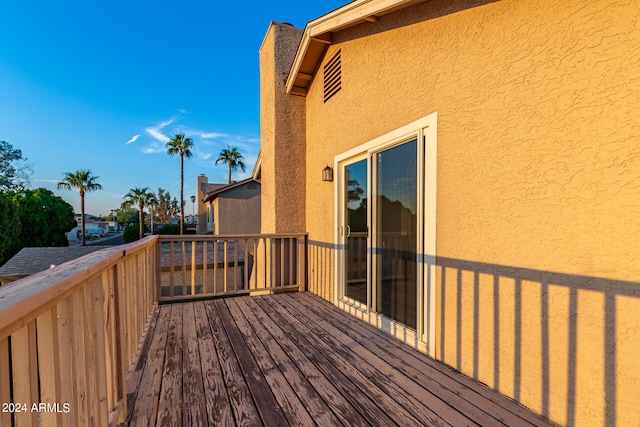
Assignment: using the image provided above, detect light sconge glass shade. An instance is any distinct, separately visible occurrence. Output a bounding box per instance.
[322,165,333,182]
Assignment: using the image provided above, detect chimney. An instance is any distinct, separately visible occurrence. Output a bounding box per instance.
[259,22,306,234]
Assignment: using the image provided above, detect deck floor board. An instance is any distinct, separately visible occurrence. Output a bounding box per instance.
[241,295,370,427]
[193,301,234,426]
[293,292,551,427]
[127,292,557,426]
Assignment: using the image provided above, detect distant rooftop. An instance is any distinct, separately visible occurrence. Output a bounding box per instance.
[201,182,228,195]
[0,246,112,284]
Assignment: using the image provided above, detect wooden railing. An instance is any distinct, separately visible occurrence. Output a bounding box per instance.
[0,236,158,427]
[157,234,307,302]
[346,232,367,284]
[0,233,307,426]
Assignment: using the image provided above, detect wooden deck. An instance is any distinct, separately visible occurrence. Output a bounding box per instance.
[126,292,556,426]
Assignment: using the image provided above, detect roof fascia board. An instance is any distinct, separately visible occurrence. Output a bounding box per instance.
[286,27,313,94]
[252,152,262,179]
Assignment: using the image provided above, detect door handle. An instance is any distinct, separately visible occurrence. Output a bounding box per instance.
[346,225,351,237]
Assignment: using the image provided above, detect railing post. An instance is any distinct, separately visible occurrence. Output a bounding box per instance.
[191,240,197,296]
[0,338,11,426]
[181,240,187,297]
[298,235,308,291]
[155,239,161,304]
[203,241,209,293]
[11,320,39,426]
[113,260,127,424]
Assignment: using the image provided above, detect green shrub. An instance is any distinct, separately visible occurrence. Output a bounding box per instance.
[123,225,139,243]
[156,224,182,235]
[123,223,149,243]
[0,193,21,266]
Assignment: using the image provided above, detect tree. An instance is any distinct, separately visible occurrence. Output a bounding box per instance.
[190,195,196,218]
[106,206,137,231]
[216,145,246,184]
[57,170,102,246]
[153,188,179,224]
[166,133,193,235]
[116,205,139,226]
[0,140,31,191]
[122,187,153,239]
[148,192,158,233]
[8,188,76,248]
[0,192,21,266]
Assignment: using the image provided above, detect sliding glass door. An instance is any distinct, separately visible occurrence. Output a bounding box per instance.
[336,114,436,350]
[343,158,368,305]
[340,139,419,330]
[373,140,418,329]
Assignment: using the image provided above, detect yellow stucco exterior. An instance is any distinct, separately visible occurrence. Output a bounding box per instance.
[259,23,307,234]
[260,1,640,425]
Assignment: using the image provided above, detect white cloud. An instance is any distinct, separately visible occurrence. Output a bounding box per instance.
[201,132,228,139]
[145,127,170,143]
[126,134,141,144]
[195,147,212,160]
[141,143,166,154]
[145,117,176,143]
[159,117,176,128]
[32,179,61,183]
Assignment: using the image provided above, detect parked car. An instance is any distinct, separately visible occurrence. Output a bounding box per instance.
[85,228,105,239]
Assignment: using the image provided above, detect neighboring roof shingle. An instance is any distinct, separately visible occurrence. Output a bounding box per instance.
[202,178,260,203]
[0,246,112,283]
[201,182,228,196]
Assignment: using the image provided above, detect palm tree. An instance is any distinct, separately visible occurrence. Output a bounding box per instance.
[190,195,196,219]
[148,192,158,234]
[57,170,102,246]
[166,133,193,235]
[216,145,246,184]
[123,187,153,239]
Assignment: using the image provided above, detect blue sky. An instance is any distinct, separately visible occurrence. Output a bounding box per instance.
[0,1,340,216]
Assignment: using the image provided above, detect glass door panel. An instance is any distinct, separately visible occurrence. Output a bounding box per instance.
[344,159,368,304]
[374,140,418,329]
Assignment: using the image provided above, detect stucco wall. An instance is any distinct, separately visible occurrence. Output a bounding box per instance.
[196,174,209,234]
[259,23,306,234]
[216,183,261,235]
[302,1,640,425]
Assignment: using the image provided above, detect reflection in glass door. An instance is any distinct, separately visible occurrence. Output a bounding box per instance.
[344,159,368,305]
[336,114,436,347]
[373,140,417,329]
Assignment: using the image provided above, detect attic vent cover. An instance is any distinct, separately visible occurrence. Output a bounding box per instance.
[323,50,341,102]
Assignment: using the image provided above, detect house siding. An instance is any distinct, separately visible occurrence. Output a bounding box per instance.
[302,1,640,426]
[216,184,261,235]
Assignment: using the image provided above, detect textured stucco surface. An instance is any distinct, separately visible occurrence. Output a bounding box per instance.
[259,23,306,234]
[215,183,261,235]
[298,1,640,425]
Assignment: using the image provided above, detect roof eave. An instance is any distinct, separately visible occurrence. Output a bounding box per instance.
[285,0,419,96]
[252,152,262,180]
[203,178,260,203]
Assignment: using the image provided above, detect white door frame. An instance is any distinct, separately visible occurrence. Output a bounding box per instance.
[333,112,437,356]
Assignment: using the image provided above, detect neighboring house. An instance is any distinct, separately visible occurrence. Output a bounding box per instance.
[196,174,261,235]
[73,214,114,231]
[258,2,640,427]
[74,213,91,225]
[0,246,111,285]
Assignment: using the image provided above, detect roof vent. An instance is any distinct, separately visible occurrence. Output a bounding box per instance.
[323,50,341,103]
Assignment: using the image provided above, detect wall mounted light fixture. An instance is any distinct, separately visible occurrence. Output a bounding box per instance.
[322,165,333,182]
